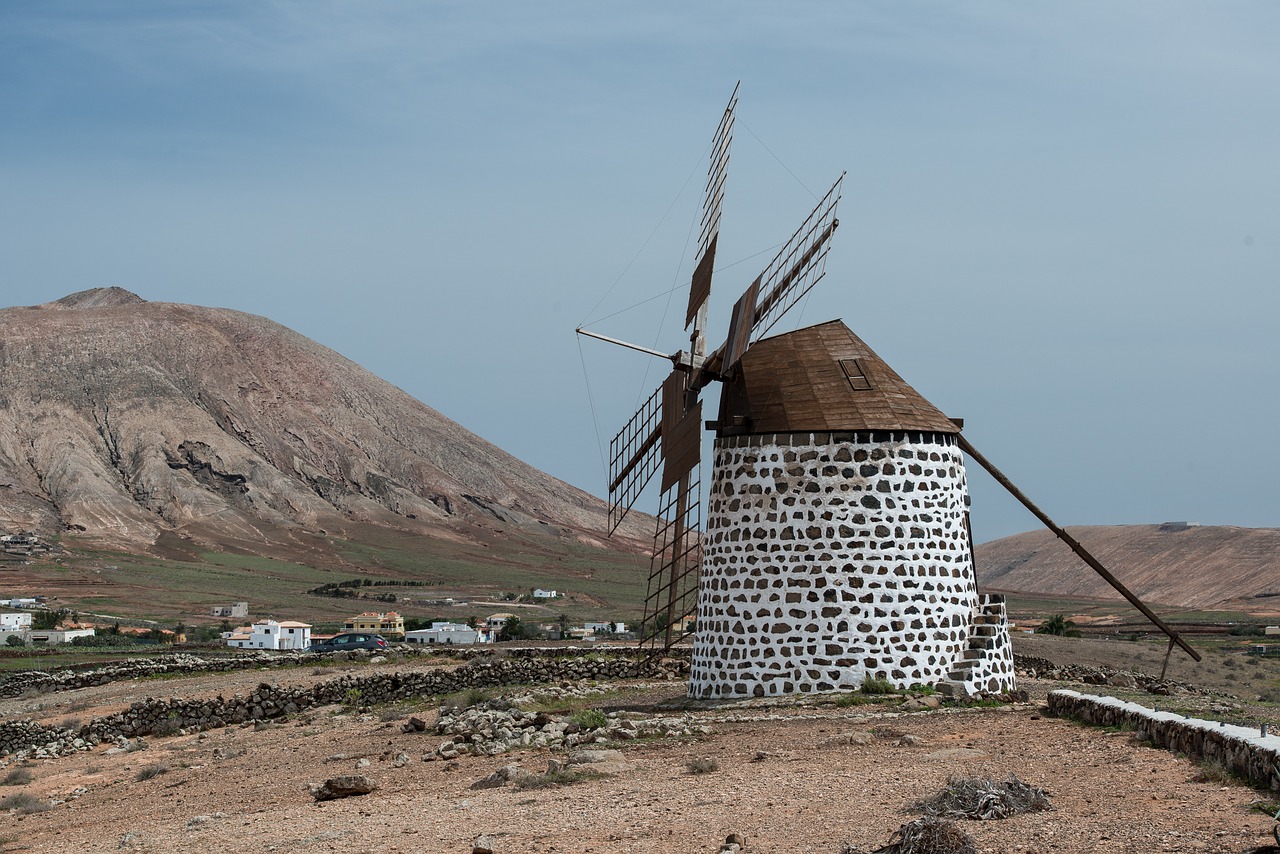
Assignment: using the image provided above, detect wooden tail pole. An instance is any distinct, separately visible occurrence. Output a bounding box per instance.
[956,434,1201,663]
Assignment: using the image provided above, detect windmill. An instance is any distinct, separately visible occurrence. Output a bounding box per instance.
[579,85,1198,698]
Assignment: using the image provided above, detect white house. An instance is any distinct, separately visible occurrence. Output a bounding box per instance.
[532,589,558,600]
[583,621,626,635]
[1266,626,1280,637]
[405,621,483,645]
[225,619,311,650]
[0,613,33,631]
[23,627,95,645]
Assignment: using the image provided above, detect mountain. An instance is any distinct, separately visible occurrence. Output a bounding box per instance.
[974,523,1280,610]
[0,288,648,563]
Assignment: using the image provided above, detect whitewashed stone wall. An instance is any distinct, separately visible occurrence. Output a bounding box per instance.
[689,431,988,699]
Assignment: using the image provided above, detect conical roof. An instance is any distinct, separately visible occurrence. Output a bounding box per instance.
[716,320,958,435]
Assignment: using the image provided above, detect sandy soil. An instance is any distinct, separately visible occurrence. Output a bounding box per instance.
[1,657,1277,854]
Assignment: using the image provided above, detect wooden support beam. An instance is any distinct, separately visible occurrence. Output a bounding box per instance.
[957,433,1201,663]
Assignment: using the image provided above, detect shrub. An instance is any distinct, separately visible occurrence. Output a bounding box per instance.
[342,688,363,708]
[0,768,33,786]
[134,764,170,782]
[686,757,719,774]
[913,774,1050,820]
[0,792,50,814]
[861,677,897,695]
[513,768,603,789]
[1192,760,1247,787]
[834,693,867,707]
[570,709,608,730]
[152,713,182,737]
[868,817,976,854]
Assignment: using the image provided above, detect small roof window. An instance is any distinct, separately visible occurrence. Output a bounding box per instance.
[839,358,873,390]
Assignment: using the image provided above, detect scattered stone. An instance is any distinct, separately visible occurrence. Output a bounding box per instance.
[821,731,874,747]
[897,735,925,747]
[309,774,379,801]
[401,716,428,733]
[392,752,410,768]
[472,834,497,854]
[470,765,535,790]
[355,757,370,769]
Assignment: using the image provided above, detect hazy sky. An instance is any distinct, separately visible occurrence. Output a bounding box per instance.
[2,2,1276,544]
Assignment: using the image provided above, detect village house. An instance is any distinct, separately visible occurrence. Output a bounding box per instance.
[22,627,95,645]
[404,621,483,645]
[210,602,249,619]
[344,611,404,637]
[583,621,627,636]
[483,612,517,637]
[0,612,33,631]
[224,619,311,650]
[532,588,558,600]
[1266,626,1280,637]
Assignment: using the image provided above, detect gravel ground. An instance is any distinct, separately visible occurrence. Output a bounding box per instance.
[1,661,1277,854]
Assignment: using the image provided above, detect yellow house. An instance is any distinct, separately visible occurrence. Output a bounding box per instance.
[343,611,405,637]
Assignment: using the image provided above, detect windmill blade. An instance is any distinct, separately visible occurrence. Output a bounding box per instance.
[607,383,664,534]
[686,82,739,329]
[640,469,703,651]
[749,172,846,343]
[660,368,703,492]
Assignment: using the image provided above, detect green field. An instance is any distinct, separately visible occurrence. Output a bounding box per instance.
[6,527,651,632]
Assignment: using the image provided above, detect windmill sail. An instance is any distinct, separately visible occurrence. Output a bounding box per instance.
[686,82,738,328]
[640,469,703,650]
[607,384,663,534]
[750,173,845,343]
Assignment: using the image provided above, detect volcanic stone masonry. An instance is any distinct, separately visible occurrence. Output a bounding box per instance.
[689,430,1016,699]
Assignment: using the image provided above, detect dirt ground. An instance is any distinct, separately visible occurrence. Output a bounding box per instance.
[1,647,1278,854]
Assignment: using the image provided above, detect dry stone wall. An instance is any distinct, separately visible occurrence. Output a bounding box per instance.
[0,652,689,757]
[1048,689,1280,791]
[691,431,994,698]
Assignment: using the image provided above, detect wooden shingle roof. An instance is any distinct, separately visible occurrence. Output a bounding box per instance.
[716,320,958,435]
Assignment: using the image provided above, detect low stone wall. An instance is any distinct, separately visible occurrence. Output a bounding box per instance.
[1047,689,1280,792]
[0,652,689,758]
[0,719,90,758]
[0,643,684,699]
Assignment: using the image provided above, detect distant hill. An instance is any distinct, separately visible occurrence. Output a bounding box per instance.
[0,288,649,565]
[974,523,1280,610]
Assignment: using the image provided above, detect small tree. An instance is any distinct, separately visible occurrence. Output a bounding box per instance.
[5,635,24,647]
[497,617,523,642]
[1037,615,1082,637]
[31,609,61,631]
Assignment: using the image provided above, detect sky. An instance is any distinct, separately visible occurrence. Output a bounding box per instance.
[1,1,1277,544]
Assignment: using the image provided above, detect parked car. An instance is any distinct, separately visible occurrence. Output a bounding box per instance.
[309,632,388,652]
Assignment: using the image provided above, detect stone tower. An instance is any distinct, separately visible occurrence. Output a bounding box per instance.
[688,320,1015,699]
